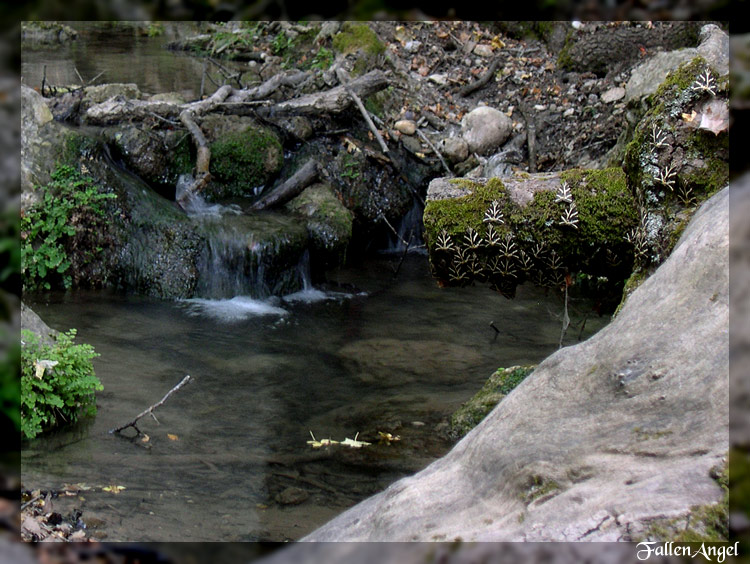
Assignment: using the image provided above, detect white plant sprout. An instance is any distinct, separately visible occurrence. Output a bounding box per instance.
[691,68,717,97]
[555,181,573,204]
[650,124,669,149]
[435,230,454,252]
[483,200,504,224]
[560,201,579,229]
[654,164,677,191]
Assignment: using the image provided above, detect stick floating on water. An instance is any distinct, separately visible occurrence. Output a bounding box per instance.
[109,375,192,435]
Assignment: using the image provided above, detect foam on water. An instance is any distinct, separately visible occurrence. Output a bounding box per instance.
[180,296,288,322]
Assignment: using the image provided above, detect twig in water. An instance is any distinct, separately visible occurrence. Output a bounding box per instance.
[74,67,85,86]
[489,321,500,341]
[558,285,570,349]
[109,375,192,435]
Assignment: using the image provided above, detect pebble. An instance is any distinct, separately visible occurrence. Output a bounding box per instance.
[600,87,626,103]
[428,74,449,86]
[404,40,422,53]
[563,108,576,117]
[394,119,417,135]
[275,487,309,505]
[473,44,494,57]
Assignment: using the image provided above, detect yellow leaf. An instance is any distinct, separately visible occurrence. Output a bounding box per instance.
[167,433,179,441]
[491,36,506,49]
[682,110,697,123]
[141,434,150,443]
[102,484,126,494]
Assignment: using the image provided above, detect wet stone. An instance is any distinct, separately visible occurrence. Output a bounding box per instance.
[276,487,310,506]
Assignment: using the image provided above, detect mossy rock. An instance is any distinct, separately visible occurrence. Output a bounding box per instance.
[423,169,637,297]
[199,115,283,200]
[332,23,385,76]
[640,457,728,543]
[330,147,412,225]
[286,183,354,272]
[622,56,729,270]
[448,365,535,440]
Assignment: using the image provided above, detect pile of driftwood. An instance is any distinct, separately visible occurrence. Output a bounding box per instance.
[84,69,390,210]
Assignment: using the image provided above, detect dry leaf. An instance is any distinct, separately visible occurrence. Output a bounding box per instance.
[167,433,179,441]
[340,432,371,448]
[141,434,150,443]
[102,484,126,494]
[682,110,698,123]
[698,99,729,136]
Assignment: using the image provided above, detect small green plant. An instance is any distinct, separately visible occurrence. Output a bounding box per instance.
[309,46,334,70]
[21,164,115,291]
[147,22,164,37]
[271,30,294,55]
[340,155,361,180]
[21,329,102,440]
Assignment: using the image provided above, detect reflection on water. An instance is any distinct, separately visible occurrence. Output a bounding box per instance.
[21,256,609,541]
[22,22,215,99]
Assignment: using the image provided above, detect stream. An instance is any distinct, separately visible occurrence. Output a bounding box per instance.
[21,22,612,542]
[22,258,608,541]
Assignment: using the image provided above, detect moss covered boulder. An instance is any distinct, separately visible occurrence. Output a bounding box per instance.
[200,115,283,200]
[286,183,354,273]
[423,169,638,298]
[332,22,385,77]
[623,56,729,271]
[448,365,535,440]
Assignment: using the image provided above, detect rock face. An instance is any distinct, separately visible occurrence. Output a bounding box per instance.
[461,106,513,155]
[20,303,57,345]
[303,186,728,542]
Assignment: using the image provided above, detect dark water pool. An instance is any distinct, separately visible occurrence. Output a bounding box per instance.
[22,256,608,541]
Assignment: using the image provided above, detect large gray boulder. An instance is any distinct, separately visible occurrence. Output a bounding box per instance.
[301,185,728,542]
[461,106,513,156]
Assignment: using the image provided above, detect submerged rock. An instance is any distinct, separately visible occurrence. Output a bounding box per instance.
[303,185,729,542]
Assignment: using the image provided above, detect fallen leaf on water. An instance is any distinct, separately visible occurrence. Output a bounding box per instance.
[306,430,339,448]
[340,432,371,448]
[167,433,179,441]
[102,484,126,494]
[378,431,401,445]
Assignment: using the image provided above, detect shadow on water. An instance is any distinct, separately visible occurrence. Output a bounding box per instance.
[22,256,610,542]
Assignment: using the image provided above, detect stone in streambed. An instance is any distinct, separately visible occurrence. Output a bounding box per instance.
[461,106,513,156]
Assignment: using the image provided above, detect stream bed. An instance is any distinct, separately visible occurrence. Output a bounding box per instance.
[22,256,608,541]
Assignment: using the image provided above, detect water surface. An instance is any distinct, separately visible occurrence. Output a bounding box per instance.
[22,257,607,541]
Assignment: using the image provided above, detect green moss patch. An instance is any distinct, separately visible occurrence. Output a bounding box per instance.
[423,170,637,295]
[287,183,354,269]
[448,365,535,440]
[209,127,283,198]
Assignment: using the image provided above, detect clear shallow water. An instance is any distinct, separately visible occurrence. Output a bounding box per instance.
[22,22,211,99]
[22,257,609,541]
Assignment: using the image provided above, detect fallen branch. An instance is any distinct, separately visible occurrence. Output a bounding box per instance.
[109,375,191,435]
[336,68,389,154]
[416,128,453,177]
[250,159,318,211]
[264,70,388,116]
[459,57,500,97]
